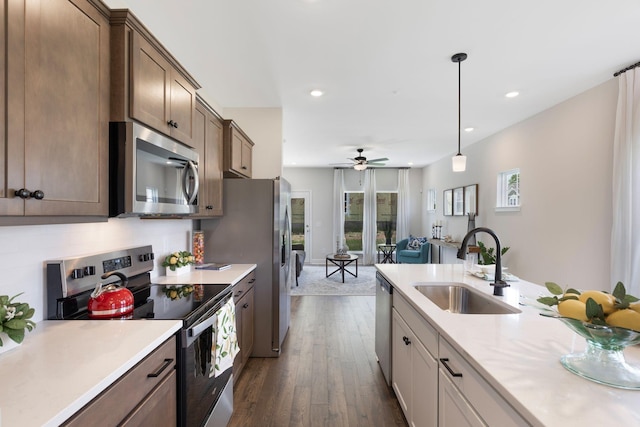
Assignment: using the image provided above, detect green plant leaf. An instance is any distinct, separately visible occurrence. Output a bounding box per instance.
[612,282,627,301]
[544,282,564,295]
[536,296,559,306]
[565,288,581,295]
[5,328,24,344]
[624,295,640,303]
[4,319,27,330]
[585,297,605,321]
[558,295,579,302]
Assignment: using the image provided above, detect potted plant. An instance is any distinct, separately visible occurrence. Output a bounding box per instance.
[0,293,36,351]
[162,250,195,276]
[477,241,510,265]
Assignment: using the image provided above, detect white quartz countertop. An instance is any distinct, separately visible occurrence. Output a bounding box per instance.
[153,263,256,286]
[376,263,640,427]
[0,319,181,427]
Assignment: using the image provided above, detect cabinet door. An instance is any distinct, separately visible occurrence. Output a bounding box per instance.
[439,370,486,427]
[241,138,252,177]
[205,113,224,215]
[240,286,254,363]
[231,132,244,174]
[120,370,177,427]
[130,31,171,136]
[412,338,438,427]
[168,71,195,145]
[5,0,109,216]
[392,309,412,418]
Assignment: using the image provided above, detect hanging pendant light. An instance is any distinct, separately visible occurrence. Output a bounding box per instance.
[451,52,467,172]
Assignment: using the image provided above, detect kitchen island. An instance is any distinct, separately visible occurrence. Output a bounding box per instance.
[0,319,181,427]
[376,263,640,426]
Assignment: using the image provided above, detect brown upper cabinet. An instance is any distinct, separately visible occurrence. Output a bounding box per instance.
[223,120,254,179]
[193,97,224,217]
[110,10,200,147]
[0,0,110,219]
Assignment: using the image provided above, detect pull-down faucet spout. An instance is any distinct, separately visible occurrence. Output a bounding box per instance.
[457,227,509,296]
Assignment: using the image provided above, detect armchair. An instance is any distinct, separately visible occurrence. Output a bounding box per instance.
[292,244,306,286]
[396,238,430,264]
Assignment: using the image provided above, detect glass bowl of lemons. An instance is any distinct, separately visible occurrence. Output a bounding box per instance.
[536,282,640,389]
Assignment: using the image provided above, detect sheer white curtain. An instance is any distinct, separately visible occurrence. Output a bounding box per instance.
[362,169,377,264]
[332,169,345,253]
[397,169,410,241]
[611,68,640,295]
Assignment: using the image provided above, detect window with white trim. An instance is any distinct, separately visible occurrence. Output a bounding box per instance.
[496,169,520,209]
[426,188,436,212]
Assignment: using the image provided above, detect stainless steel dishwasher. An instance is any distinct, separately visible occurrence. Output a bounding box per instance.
[375,271,393,386]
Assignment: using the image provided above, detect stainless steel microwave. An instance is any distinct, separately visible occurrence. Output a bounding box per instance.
[109,121,199,217]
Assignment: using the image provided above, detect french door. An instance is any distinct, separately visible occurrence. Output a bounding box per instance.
[291,191,311,259]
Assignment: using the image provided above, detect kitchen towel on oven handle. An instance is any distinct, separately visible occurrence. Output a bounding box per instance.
[210,299,239,378]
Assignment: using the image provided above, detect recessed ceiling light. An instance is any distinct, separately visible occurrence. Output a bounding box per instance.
[408,162,414,166]
[310,89,324,97]
[505,91,519,98]
[464,127,474,132]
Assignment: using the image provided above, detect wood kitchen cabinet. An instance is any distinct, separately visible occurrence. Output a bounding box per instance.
[0,0,110,219]
[232,270,256,378]
[193,97,224,217]
[223,120,254,178]
[392,293,438,427]
[110,10,200,146]
[63,336,177,427]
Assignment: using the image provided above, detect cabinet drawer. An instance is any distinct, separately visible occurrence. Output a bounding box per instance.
[393,292,438,356]
[233,270,256,303]
[64,336,177,426]
[438,339,529,427]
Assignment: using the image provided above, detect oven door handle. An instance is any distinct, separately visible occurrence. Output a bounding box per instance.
[188,313,216,338]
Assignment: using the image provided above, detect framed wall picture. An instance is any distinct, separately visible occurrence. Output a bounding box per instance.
[464,184,478,215]
[443,189,453,216]
[453,187,464,216]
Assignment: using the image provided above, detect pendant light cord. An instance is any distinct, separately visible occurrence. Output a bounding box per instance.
[457,59,461,156]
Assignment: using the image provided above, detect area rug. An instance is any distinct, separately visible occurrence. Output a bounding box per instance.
[291,265,376,296]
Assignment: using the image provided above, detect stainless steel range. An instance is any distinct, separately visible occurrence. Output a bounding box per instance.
[45,246,234,427]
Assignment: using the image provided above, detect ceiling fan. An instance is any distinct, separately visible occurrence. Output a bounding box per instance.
[331,148,389,170]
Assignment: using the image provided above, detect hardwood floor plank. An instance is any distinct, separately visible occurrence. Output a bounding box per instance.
[228,295,407,427]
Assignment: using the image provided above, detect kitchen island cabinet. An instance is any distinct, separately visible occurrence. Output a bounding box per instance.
[110,9,200,146]
[193,96,224,217]
[0,0,110,220]
[0,319,181,427]
[376,263,640,426]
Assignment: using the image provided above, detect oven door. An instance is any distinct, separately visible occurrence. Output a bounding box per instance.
[179,297,234,427]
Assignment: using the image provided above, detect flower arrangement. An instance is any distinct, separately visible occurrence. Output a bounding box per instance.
[163,285,195,300]
[0,293,36,346]
[162,250,195,271]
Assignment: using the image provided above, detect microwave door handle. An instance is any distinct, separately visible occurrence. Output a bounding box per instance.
[182,160,199,204]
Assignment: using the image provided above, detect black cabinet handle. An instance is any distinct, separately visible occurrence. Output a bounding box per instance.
[243,303,249,309]
[147,358,173,378]
[206,205,213,210]
[402,336,411,345]
[241,166,247,170]
[167,120,178,128]
[14,189,31,199]
[31,190,45,200]
[248,278,256,284]
[440,358,463,377]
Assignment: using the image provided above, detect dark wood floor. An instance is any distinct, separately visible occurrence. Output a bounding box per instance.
[228,295,407,427]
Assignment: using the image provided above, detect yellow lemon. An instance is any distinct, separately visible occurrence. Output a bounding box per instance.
[557,299,588,321]
[578,290,616,314]
[629,302,640,314]
[606,309,640,332]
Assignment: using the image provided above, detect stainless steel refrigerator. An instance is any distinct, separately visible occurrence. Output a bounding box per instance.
[200,177,292,357]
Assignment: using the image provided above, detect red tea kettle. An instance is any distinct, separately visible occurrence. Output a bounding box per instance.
[88,271,134,319]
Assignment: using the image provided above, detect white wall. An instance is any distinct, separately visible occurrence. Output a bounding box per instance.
[1,218,194,323]
[423,79,617,289]
[283,167,423,264]
[224,107,283,179]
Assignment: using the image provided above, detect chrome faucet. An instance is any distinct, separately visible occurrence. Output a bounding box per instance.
[457,227,509,296]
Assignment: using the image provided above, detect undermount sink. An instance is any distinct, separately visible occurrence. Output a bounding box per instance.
[414,283,521,315]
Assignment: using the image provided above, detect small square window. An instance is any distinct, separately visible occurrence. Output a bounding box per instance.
[426,188,436,212]
[496,169,520,210]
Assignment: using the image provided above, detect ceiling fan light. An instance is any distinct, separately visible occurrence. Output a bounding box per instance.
[354,163,367,171]
[452,154,466,172]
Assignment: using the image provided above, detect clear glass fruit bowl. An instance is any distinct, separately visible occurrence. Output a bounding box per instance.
[540,312,640,389]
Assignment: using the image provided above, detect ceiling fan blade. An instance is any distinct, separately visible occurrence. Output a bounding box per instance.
[367,163,386,166]
[367,157,389,163]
